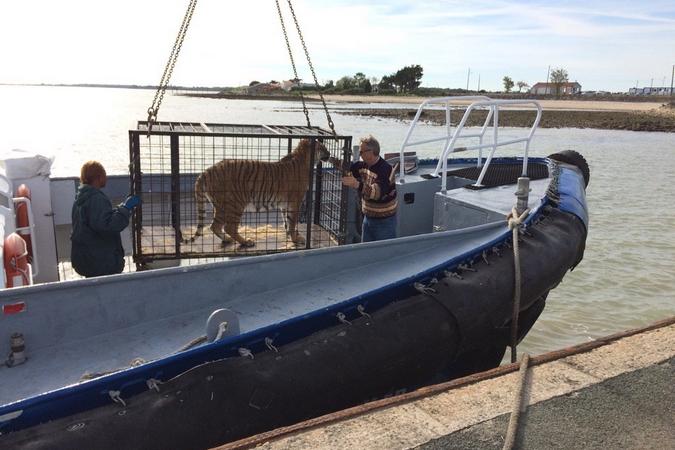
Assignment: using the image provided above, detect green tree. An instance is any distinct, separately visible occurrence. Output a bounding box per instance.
[363,79,372,93]
[353,72,367,88]
[335,76,355,91]
[378,75,395,91]
[516,81,529,93]
[248,80,260,86]
[324,80,334,89]
[550,68,569,97]
[392,65,424,93]
[503,76,514,93]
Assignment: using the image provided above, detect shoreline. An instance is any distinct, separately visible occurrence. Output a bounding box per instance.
[338,108,675,132]
[180,92,674,132]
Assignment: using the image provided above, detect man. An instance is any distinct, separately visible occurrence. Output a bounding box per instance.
[342,135,398,242]
[70,161,140,277]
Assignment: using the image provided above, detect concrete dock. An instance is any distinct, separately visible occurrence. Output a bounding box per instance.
[216,317,675,450]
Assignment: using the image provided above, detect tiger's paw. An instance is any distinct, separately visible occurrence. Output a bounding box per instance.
[220,236,234,246]
[240,239,255,248]
[292,236,306,246]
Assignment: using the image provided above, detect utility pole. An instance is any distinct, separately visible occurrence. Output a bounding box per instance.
[670,65,674,96]
[545,65,551,95]
[466,68,471,91]
[477,74,481,92]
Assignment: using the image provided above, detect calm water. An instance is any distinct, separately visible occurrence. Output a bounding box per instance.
[1,85,674,356]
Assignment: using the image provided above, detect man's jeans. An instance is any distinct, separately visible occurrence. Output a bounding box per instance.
[362,215,397,242]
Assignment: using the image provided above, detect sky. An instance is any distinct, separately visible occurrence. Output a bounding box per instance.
[2,0,675,92]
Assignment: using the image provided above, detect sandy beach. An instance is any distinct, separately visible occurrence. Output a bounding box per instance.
[322,94,668,113]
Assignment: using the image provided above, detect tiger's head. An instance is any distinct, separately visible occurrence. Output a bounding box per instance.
[297,138,330,163]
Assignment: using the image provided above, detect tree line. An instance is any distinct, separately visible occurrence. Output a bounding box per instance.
[318,64,424,94]
[284,64,574,97]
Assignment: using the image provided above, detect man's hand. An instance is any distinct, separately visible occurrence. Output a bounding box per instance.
[342,174,360,189]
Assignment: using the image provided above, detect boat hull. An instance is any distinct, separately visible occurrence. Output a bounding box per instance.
[1,204,586,450]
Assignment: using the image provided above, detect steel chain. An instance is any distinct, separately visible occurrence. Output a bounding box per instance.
[147,0,199,135]
[274,0,311,128]
[285,0,336,135]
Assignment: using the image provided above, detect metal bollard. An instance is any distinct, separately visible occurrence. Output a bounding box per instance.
[515,177,531,215]
[6,332,27,367]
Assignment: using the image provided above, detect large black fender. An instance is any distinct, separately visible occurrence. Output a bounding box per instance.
[428,205,587,371]
[548,150,590,188]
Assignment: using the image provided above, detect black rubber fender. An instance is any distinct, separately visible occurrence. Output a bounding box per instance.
[548,150,590,188]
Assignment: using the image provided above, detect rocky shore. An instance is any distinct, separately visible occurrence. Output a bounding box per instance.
[180,92,675,132]
[338,107,675,132]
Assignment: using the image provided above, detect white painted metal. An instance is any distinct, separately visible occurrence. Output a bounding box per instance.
[397,96,491,182]
[397,97,542,191]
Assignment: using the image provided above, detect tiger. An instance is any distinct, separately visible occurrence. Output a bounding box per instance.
[181,139,331,248]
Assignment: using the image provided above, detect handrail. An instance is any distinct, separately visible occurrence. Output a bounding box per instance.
[398,96,491,182]
[397,97,541,191]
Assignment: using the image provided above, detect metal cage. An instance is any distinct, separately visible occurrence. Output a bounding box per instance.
[129,122,352,266]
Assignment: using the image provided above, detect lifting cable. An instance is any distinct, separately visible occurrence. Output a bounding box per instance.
[145,0,334,136]
[146,0,199,136]
[274,0,311,128]
[277,0,337,135]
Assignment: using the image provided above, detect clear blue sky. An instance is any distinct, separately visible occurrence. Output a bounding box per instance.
[2,0,674,92]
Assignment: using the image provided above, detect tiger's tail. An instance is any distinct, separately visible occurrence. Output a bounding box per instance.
[181,173,208,243]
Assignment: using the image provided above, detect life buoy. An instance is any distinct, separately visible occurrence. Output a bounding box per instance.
[4,232,31,287]
[15,184,33,263]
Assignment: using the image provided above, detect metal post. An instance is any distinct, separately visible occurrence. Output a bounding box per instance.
[670,65,674,96]
[337,137,353,245]
[314,161,323,226]
[170,134,181,258]
[129,131,143,269]
[545,65,550,95]
[304,138,316,249]
[466,67,471,91]
[515,177,530,215]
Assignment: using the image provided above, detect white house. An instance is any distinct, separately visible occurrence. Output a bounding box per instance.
[530,82,582,95]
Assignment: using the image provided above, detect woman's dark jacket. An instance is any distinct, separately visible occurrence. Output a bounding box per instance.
[70,184,130,277]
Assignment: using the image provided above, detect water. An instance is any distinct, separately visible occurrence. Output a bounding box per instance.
[1,85,674,356]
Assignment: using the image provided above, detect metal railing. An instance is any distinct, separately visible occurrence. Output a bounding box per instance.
[398,97,542,192]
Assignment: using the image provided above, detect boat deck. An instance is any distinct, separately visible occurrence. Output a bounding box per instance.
[3,219,510,406]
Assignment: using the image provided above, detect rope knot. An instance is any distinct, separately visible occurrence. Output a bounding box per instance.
[507,207,530,230]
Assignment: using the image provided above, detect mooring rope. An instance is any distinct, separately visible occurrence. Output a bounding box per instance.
[503,352,530,450]
[507,206,530,363]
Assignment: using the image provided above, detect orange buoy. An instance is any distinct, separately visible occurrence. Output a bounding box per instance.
[4,232,30,287]
[15,184,33,263]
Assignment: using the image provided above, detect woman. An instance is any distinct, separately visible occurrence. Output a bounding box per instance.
[70,161,140,277]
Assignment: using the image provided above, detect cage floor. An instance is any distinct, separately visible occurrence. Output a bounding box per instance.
[140,223,339,258]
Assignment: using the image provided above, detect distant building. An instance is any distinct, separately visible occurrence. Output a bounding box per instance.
[530,82,582,95]
[629,86,672,95]
[246,82,282,95]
